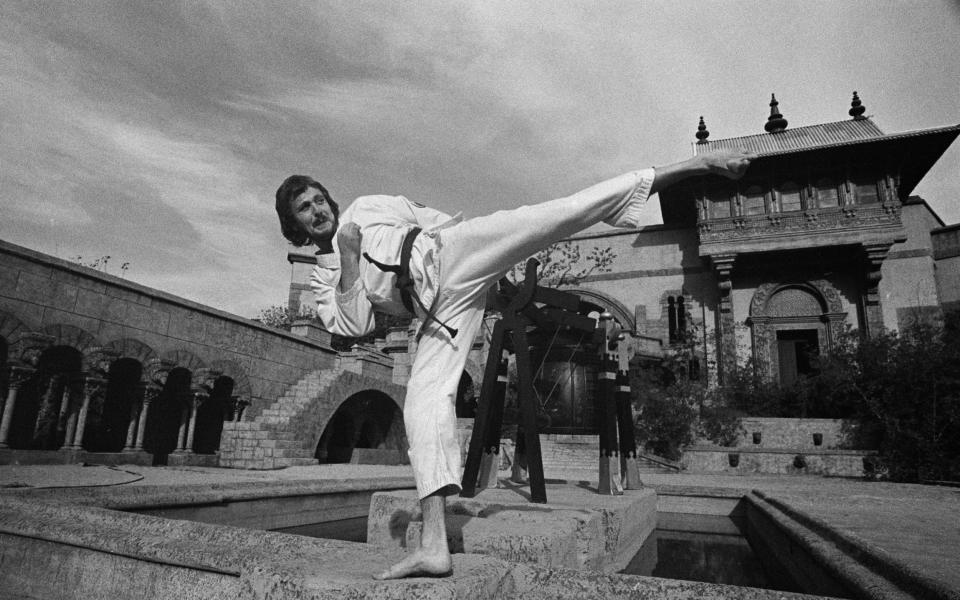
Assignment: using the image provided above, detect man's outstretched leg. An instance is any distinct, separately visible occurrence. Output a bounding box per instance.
[374,491,452,579]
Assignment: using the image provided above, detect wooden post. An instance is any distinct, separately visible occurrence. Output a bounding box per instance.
[596,312,623,495]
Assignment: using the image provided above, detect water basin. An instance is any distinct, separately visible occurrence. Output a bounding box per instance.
[621,514,801,594]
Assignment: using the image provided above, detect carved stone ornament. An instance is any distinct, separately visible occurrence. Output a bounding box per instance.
[11,333,55,367]
[82,347,120,378]
[82,375,108,398]
[145,358,176,387]
[192,368,223,394]
[6,364,37,389]
[807,280,843,313]
[140,383,163,405]
[189,388,209,408]
[699,204,902,244]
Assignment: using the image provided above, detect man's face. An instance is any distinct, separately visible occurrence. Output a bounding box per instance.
[291,186,337,245]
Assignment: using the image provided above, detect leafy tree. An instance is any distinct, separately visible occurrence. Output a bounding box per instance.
[707,313,960,482]
[255,304,300,330]
[631,306,742,460]
[829,315,960,482]
[506,240,615,288]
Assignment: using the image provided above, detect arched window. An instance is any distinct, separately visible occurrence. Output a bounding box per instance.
[779,181,802,213]
[668,295,686,343]
[741,185,766,216]
[815,177,840,208]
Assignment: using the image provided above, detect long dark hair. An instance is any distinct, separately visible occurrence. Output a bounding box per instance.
[274,175,340,246]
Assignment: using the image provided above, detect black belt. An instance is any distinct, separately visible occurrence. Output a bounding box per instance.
[362,227,458,338]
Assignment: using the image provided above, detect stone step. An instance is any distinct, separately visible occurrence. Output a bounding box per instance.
[274,447,312,459]
[272,457,317,467]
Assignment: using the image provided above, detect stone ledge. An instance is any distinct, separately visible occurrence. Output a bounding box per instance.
[368,485,656,573]
[0,481,830,600]
[5,478,416,511]
[747,491,955,600]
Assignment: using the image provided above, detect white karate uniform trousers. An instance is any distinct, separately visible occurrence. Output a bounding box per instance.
[405,169,655,499]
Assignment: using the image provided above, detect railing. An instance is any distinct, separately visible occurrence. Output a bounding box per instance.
[698,203,902,244]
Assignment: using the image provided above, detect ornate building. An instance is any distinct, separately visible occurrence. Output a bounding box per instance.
[566,93,960,385]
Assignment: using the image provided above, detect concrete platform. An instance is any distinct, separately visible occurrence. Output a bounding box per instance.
[1,464,958,599]
[369,483,656,572]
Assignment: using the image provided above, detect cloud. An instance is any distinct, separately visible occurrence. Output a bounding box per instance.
[1,0,958,319]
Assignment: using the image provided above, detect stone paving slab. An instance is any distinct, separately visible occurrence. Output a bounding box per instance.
[0,491,831,600]
[2,463,959,599]
[755,488,960,600]
[0,462,416,489]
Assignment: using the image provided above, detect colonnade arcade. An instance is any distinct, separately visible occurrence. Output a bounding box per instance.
[0,315,251,464]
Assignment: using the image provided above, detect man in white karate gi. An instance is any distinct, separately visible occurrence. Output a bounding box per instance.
[275,148,754,579]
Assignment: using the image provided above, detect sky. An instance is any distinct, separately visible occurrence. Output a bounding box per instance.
[2,1,959,318]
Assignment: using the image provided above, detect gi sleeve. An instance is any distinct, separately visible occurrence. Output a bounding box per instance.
[310,254,377,337]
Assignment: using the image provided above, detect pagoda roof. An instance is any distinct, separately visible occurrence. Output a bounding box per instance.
[695,117,960,159]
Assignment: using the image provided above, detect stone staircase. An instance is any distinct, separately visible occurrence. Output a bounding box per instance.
[219,370,342,469]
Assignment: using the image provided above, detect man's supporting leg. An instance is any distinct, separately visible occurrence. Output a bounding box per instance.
[375,301,486,579]
[374,491,452,580]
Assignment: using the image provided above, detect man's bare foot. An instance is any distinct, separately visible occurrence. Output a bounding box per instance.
[373,547,452,580]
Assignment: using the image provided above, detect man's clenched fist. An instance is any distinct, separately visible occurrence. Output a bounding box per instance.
[338,222,362,256]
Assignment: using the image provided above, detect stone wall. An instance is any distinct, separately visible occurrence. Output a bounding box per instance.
[730,417,860,450]
[682,447,873,477]
[0,239,337,417]
[0,238,349,463]
[933,223,960,312]
[683,417,877,477]
[882,201,944,328]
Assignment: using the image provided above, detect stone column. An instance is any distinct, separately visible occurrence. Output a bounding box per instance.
[122,387,142,452]
[0,365,35,448]
[184,392,205,454]
[67,376,106,450]
[56,376,73,449]
[174,396,190,453]
[133,384,160,451]
[32,374,61,447]
[711,253,737,384]
[862,242,892,338]
[56,376,71,426]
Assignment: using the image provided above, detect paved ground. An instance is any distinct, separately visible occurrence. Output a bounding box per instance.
[2,463,958,597]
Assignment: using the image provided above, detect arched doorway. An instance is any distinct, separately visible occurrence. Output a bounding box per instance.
[87,358,142,452]
[9,346,83,450]
[748,281,846,384]
[315,391,404,464]
[145,367,191,464]
[193,375,233,454]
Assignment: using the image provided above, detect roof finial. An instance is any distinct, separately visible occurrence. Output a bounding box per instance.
[849,91,866,120]
[765,93,788,133]
[695,116,710,144]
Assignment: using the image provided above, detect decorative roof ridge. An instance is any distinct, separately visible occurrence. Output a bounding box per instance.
[695,122,960,159]
[707,117,884,145]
